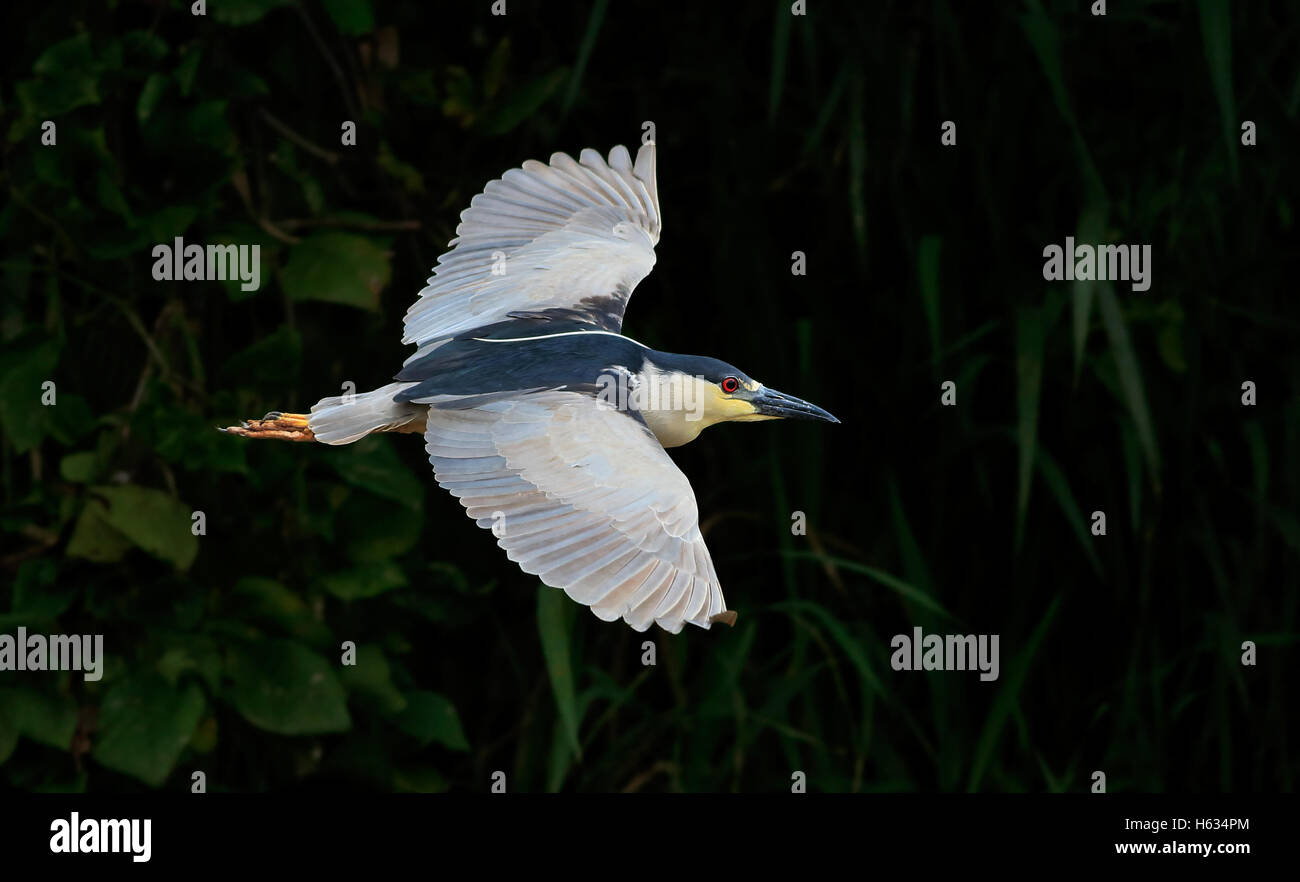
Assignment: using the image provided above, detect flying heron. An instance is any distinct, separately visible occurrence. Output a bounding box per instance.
[223,143,838,633]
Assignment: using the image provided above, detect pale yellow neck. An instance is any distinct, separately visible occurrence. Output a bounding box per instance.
[635,368,769,448]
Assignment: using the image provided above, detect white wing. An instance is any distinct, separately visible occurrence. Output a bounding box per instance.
[424,391,729,633]
[403,144,661,350]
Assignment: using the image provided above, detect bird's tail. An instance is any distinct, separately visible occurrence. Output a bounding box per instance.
[221,382,425,445]
[307,382,425,444]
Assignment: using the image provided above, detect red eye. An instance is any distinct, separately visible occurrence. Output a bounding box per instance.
[721,376,740,394]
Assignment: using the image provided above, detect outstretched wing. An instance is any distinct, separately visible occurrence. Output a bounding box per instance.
[423,391,729,633]
[403,144,661,348]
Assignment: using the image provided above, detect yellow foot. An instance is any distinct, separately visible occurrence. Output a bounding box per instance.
[219,411,316,442]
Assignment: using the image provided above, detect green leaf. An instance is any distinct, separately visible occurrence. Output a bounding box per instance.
[46,393,95,446]
[321,0,375,36]
[220,325,301,383]
[211,0,293,26]
[33,34,95,76]
[85,485,199,570]
[12,558,75,620]
[331,436,423,510]
[225,640,351,736]
[144,204,201,242]
[209,225,279,302]
[188,717,218,754]
[485,39,511,100]
[480,68,569,135]
[318,561,408,600]
[25,34,101,116]
[280,233,391,310]
[0,687,77,750]
[174,46,203,97]
[95,169,133,222]
[393,765,449,793]
[156,639,223,693]
[231,577,310,630]
[0,338,59,452]
[338,491,423,563]
[339,644,406,714]
[92,674,205,787]
[0,712,17,765]
[537,586,582,758]
[149,405,248,474]
[122,30,169,65]
[394,691,469,751]
[66,499,133,564]
[181,100,235,154]
[377,142,426,194]
[137,73,169,123]
[225,67,270,98]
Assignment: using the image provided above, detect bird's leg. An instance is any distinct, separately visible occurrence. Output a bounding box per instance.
[219,411,316,442]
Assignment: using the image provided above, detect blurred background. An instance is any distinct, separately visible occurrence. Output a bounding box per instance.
[1,0,1297,792]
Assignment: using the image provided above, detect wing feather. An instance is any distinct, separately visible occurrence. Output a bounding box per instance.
[423,391,728,633]
[402,144,660,349]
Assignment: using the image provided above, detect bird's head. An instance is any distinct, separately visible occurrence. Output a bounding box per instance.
[636,352,838,446]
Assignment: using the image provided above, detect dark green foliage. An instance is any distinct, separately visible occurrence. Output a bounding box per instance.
[0,0,1295,792]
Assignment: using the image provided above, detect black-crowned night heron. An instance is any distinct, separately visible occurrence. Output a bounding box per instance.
[224,143,837,633]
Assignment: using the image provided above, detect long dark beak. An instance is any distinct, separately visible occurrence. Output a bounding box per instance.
[752,386,840,423]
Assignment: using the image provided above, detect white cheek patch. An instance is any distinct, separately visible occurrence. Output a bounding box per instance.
[683,377,706,422]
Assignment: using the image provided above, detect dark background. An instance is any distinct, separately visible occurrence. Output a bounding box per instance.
[1,0,1296,793]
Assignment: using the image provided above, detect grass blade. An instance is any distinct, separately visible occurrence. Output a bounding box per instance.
[782,551,953,620]
[848,67,868,260]
[1015,304,1045,551]
[768,0,791,123]
[918,235,942,376]
[967,593,1062,791]
[1072,205,1107,380]
[1096,281,1161,479]
[561,0,609,116]
[1198,0,1237,181]
[773,599,885,697]
[1033,444,1104,578]
[537,585,582,759]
